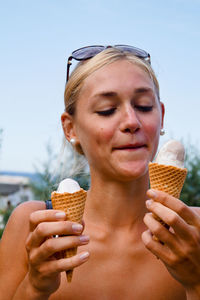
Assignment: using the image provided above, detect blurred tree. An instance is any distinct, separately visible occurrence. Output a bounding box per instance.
[0,201,14,238]
[30,141,90,201]
[30,143,60,201]
[181,143,200,206]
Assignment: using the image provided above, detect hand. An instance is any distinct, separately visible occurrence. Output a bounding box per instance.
[25,209,90,296]
[142,189,200,292]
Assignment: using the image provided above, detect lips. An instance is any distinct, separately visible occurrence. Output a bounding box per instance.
[113,143,147,150]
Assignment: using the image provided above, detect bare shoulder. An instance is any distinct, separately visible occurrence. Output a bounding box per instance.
[1,200,46,241]
[0,201,46,298]
[0,200,45,257]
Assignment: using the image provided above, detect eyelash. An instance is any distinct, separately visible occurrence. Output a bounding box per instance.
[96,108,116,116]
[96,106,153,116]
[135,105,153,112]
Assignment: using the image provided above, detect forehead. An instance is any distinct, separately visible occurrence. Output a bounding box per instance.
[79,60,155,99]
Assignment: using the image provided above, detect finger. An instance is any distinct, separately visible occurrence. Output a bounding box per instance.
[147,189,200,227]
[143,212,179,249]
[142,230,200,275]
[81,219,85,230]
[26,221,84,249]
[37,251,90,275]
[30,235,90,264]
[145,200,193,240]
[142,229,172,263]
[29,209,67,231]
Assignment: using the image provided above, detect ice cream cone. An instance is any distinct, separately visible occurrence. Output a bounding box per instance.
[148,162,187,242]
[148,162,187,198]
[51,188,87,282]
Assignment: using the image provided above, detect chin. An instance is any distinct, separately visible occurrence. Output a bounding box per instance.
[114,161,149,181]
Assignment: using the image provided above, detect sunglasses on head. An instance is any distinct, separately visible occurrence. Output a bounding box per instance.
[66,44,151,82]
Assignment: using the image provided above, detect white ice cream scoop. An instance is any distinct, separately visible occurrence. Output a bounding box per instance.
[155,140,185,169]
[57,178,81,193]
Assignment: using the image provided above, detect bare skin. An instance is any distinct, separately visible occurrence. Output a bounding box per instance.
[0,196,186,300]
[0,60,200,299]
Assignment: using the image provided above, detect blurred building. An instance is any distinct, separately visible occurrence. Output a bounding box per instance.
[0,175,34,209]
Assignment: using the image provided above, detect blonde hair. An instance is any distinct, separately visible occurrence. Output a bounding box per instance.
[64,47,160,115]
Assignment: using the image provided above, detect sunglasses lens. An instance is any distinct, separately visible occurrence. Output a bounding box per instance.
[115,45,149,58]
[72,45,149,61]
[72,46,105,60]
[67,44,150,82]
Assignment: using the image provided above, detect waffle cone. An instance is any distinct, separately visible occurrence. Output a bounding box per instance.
[51,188,87,282]
[148,162,187,199]
[148,162,187,242]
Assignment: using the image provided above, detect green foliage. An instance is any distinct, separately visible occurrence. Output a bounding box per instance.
[73,174,90,191]
[30,173,58,201]
[30,143,59,201]
[1,139,90,239]
[180,144,200,206]
[30,142,90,201]
[0,203,14,239]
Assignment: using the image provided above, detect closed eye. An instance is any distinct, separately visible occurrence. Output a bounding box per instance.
[96,108,116,116]
[135,105,153,112]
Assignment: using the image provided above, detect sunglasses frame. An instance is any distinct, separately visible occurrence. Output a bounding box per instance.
[66,44,151,82]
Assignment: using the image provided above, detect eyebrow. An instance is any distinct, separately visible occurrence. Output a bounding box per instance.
[134,87,154,94]
[93,91,118,99]
[93,87,154,99]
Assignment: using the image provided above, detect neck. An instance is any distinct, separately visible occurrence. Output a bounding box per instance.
[84,172,149,230]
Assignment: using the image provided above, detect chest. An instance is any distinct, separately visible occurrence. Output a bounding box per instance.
[51,239,186,300]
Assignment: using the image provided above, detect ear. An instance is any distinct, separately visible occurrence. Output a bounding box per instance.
[160,101,165,129]
[61,112,77,142]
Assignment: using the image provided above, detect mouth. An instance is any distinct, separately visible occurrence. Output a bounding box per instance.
[113,144,147,151]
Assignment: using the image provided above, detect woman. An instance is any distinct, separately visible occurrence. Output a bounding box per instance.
[0,45,200,299]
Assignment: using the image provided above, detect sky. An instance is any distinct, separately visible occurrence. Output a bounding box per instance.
[0,0,200,173]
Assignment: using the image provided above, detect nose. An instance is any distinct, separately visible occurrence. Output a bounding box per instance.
[119,106,141,134]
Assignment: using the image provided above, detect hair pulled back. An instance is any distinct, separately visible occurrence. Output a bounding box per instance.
[64,47,160,116]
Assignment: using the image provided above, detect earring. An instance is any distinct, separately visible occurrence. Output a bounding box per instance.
[70,138,76,145]
[160,129,165,136]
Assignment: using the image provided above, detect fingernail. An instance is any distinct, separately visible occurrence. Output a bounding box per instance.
[79,235,90,243]
[72,224,83,233]
[146,200,153,208]
[55,212,66,219]
[79,252,90,261]
[148,189,157,199]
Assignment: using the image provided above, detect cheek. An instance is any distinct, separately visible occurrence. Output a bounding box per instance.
[144,110,162,137]
[145,121,160,138]
[77,121,114,155]
[96,125,115,145]
[144,116,161,158]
